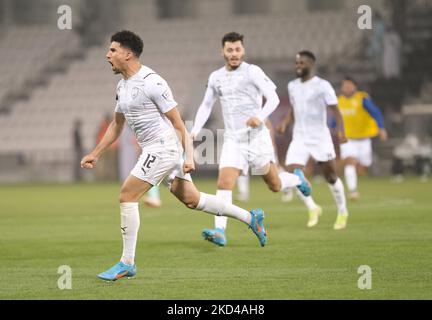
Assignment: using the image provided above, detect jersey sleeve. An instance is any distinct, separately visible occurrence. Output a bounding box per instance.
[249,65,277,93]
[191,74,217,135]
[363,97,385,128]
[322,80,338,106]
[145,75,178,113]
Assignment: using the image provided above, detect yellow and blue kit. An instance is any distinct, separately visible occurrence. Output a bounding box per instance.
[334,91,385,139]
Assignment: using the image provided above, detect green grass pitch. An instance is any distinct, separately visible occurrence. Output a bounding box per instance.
[0,177,431,299]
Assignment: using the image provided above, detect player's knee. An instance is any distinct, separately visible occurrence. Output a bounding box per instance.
[217,179,234,190]
[183,198,198,209]
[325,173,337,184]
[267,182,280,193]
[119,190,136,203]
[119,192,128,203]
[178,194,199,209]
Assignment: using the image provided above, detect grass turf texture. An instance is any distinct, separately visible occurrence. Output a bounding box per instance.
[0,177,431,299]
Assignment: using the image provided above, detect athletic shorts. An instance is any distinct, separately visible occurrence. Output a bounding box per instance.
[219,125,276,175]
[340,138,373,167]
[285,134,336,166]
[130,133,192,185]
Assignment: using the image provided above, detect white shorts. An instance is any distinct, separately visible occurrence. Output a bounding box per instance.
[340,138,373,167]
[285,135,336,166]
[130,134,192,185]
[219,125,276,175]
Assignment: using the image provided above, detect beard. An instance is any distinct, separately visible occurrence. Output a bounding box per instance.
[224,55,244,70]
[296,68,310,78]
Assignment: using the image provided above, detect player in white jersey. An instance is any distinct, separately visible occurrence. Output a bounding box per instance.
[80,31,268,281]
[277,51,349,230]
[191,32,311,247]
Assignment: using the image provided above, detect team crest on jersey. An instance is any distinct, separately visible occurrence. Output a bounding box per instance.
[131,87,140,100]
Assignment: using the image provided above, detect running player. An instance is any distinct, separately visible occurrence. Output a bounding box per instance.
[191,32,311,247]
[81,31,268,281]
[277,51,349,230]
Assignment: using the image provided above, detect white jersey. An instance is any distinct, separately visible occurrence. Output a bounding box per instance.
[288,76,338,141]
[192,62,278,135]
[115,65,177,147]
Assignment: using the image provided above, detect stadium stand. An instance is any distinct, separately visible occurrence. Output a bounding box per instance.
[1,0,430,182]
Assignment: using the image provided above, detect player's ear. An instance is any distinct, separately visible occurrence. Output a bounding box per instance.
[125,50,133,61]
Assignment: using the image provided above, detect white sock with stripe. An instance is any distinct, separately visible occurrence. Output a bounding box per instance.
[196,192,251,226]
[214,190,231,230]
[120,202,140,265]
[328,178,348,215]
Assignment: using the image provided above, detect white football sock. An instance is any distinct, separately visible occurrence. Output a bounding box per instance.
[214,190,231,230]
[120,202,140,265]
[295,188,318,210]
[328,178,348,215]
[196,192,251,226]
[344,165,357,193]
[279,171,301,190]
[236,175,249,198]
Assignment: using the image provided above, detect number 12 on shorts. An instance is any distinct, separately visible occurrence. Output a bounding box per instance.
[142,154,157,174]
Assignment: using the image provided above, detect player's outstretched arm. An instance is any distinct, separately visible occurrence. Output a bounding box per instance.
[328,104,347,144]
[81,112,125,169]
[362,97,388,141]
[165,107,195,174]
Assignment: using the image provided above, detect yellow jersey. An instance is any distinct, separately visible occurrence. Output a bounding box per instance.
[338,91,379,139]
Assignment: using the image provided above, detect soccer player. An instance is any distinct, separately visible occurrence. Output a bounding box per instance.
[338,76,388,200]
[191,32,311,247]
[276,51,349,230]
[81,30,268,281]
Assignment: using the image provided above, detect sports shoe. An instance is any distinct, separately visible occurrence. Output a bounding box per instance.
[333,213,348,230]
[98,261,137,281]
[202,228,227,247]
[249,209,267,247]
[307,205,323,227]
[293,168,312,196]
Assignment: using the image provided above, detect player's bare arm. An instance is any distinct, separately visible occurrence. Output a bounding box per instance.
[328,104,347,144]
[81,112,125,169]
[164,107,195,173]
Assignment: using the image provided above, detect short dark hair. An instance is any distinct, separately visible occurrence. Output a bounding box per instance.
[298,50,316,62]
[222,32,244,47]
[111,30,143,57]
[342,76,358,86]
